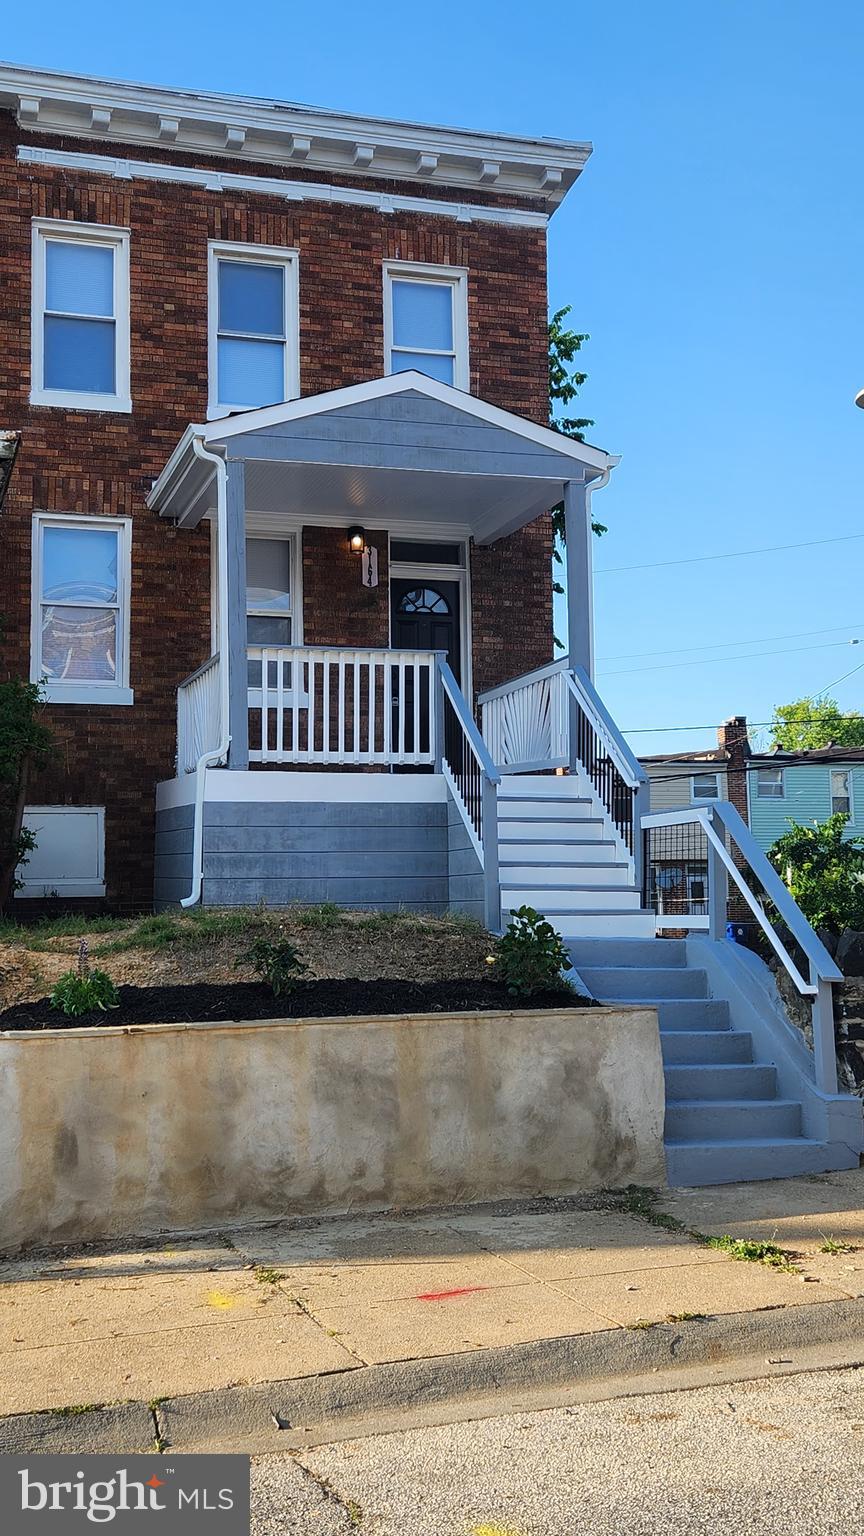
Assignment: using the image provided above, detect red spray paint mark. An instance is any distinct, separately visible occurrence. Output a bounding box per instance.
[415,1285,490,1302]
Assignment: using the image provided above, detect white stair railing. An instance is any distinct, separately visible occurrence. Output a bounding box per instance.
[437,658,501,931]
[247,645,438,766]
[177,653,222,775]
[479,659,569,773]
[642,802,844,1095]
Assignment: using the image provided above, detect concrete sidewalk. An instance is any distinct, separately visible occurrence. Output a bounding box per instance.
[3,1168,864,1452]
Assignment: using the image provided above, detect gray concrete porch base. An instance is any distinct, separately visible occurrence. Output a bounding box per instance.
[154,770,483,915]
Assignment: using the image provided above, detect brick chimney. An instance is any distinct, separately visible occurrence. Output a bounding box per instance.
[717,715,750,824]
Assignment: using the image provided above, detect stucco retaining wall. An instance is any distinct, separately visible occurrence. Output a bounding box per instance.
[0,1006,665,1251]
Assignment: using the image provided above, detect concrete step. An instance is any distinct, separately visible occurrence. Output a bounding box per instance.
[661,1029,754,1065]
[665,1137,860,1187]
[549,911,659,940]
[502,886,643,913]
[497,820,608,843]
[497,839,620,863]
[498,778,587,799]
[568,937,686,970]
[497,801,604,823]
[665,1099,802,1141]
[578,966,709,1001]
[499,862,632,887]
[654,999,732,1032]
[665,1063,777,1101]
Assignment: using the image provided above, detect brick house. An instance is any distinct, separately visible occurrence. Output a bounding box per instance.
[2,63,654,933]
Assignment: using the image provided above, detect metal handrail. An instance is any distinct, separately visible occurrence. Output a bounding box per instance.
[642,801,842,1093]
[437,657,501,932]
[566,666,647,791]
[438,659,501,787]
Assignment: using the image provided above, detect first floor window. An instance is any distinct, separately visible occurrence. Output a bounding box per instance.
[31,514,133,705]
[831,768,852,818]
[31,220,131,412]
[246,536,295,689]
[383,262,469,388]
[209,243,299,416]
[756,766,785,799]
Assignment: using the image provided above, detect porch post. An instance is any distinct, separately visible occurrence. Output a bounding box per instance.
[563,474,595,681]
[225,458,249,770]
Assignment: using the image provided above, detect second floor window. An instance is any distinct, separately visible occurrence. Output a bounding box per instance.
[756,766,785,799]
[208,243,299,417]
[691,771,720,801]
[831,768,853,817]
[383,262,469,389]
[31,220,131,412]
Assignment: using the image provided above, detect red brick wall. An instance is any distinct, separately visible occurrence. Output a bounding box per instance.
[0,114,551,906]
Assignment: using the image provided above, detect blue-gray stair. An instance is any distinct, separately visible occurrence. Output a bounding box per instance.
[568,936,852,1187]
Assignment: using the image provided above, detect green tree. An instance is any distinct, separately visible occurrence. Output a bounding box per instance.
[767,813,864,934]
[0,680,52,911]
[769,695,864,752]
[548,306,605,541]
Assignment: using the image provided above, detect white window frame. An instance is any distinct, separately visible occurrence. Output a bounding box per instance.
[756,766,785,799]
[244,529,307,705]
[207,241,300,420]
[383,261,469,390]
[830,767,853,818]
[691,771,720,802]
[30,218,131,412]
[30,512,134,706]
[18,805,106,898]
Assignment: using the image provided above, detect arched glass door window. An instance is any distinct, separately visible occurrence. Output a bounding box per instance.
[397,587,451,616]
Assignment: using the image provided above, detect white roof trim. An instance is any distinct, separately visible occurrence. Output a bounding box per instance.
[200,372,615,472]
[1,62,590,208]
[18,146,548,232]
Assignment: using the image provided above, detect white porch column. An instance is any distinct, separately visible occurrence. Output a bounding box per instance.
[563,474,595,679]
[225,458,249,770]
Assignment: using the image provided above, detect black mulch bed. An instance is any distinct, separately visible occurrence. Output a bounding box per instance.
[0,978,595,1032]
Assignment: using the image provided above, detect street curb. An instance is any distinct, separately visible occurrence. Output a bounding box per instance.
[4,1298,864,1454]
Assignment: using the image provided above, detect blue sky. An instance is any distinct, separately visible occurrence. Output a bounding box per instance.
[9,0,864,753]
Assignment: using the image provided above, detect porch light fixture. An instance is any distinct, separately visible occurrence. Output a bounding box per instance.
[0,431,21,510]
[347,524,366,554]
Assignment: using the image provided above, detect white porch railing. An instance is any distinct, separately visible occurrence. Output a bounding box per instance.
[642,802,844,1095]
[177,653,222,774]
[247,646,438,766]
[478,660,648,875]
[479,658,569,774]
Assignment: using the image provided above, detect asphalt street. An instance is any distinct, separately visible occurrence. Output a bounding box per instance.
[251,1365,864,1534]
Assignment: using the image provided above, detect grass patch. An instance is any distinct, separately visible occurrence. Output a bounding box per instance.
[345,1498,363,1527]
[94,907,269,955]
[54,1403,101,1417]
[0,914,132,950]
[254,1266,283,1286]
[819,1235,855,1255]
[613,1186,798,1271]
[293,902,343,929]
[665,1311,706,1323]
[701,1234,797,1271]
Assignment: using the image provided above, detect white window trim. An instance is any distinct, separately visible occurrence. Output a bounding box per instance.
[830,767,854,818]
[207,241,300,420]
[755,766,786,799]
[383,261,469,391]
[30,218,131,412]
[30,512,134,706]
[690,771,720,802]
[18,805,106,898]
[244,527,307,707]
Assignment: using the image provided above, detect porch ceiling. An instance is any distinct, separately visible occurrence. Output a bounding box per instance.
[148,372,617,544]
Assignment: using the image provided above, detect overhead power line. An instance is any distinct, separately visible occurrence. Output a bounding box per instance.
[598,638,860,679]
[595,532,864,576]
[597,621,864,664]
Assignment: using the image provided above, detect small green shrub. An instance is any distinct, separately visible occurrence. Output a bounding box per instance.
[51,940,119,1016]
[294,901,342,929]
[236,932,307,996]
[490,906,573,998]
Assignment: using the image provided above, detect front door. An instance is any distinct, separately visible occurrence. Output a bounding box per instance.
[390,578,461,758]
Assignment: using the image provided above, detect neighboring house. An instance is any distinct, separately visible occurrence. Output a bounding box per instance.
[745,747,864,853]
[1,62,623,922]
[640,718,747,923]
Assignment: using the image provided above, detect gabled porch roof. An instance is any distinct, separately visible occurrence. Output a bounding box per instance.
[147,372,617,544]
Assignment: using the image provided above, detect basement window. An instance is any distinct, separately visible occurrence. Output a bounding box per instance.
[18,806,106,898]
